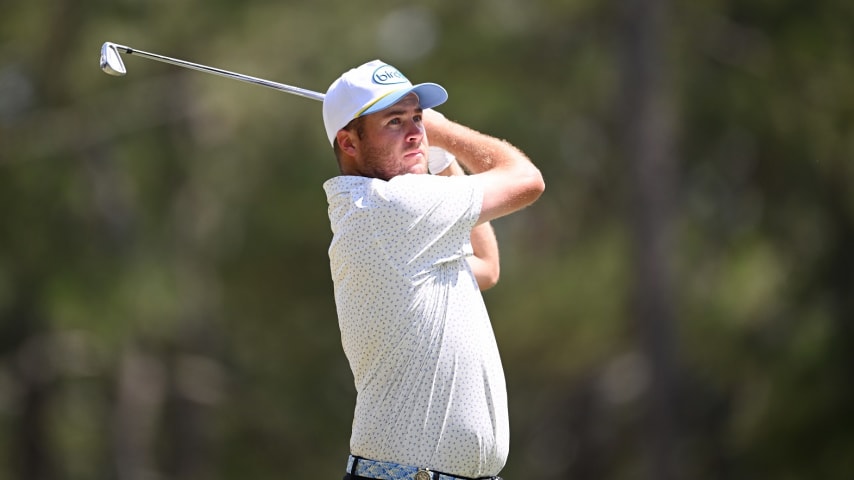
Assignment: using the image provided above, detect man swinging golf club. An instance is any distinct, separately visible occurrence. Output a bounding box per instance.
[322,60,545,480]
[99,42,543,479]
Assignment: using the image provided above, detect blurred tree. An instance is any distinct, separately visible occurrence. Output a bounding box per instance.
[618,0,679,478]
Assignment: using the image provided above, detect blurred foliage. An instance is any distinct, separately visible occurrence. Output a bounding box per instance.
[1,0,853,479]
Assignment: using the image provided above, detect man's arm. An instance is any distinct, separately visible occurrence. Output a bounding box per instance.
[433,149,500,290]
[424,110,545,225]
[468,222,500,290]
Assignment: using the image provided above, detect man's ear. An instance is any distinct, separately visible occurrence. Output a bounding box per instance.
[336,130,358,156]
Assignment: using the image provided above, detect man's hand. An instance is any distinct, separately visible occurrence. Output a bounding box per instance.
[423,108,451,133]
[428,146,455,175]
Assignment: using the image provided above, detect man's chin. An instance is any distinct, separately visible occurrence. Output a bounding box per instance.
[406,163,429,175]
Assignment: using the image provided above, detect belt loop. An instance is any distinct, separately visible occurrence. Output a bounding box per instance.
[432,471,440,480]
[350,456,361,475]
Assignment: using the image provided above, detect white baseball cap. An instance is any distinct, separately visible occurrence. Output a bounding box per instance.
[322,60,448,146]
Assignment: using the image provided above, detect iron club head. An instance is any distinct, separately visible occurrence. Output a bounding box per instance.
[100,42,126,76]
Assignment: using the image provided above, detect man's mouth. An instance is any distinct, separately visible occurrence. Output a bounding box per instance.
[404,149,425,159]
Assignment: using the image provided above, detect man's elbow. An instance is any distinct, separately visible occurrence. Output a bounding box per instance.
[532,168,545,198]
[478,267,500,291]
[521,165,546,206]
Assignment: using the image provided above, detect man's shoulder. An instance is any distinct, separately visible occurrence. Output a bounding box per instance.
[323,175,375,195]
[324,174,479,208]
[324,174,443,198]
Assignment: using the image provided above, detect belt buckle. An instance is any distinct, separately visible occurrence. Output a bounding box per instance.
[415,468,432,480]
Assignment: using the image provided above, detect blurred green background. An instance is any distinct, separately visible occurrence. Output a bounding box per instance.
[2,0,853,479]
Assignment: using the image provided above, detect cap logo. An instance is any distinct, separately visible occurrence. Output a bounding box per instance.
[372,65,408,85]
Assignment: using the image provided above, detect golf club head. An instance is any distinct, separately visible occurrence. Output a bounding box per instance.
[100,42,126,76]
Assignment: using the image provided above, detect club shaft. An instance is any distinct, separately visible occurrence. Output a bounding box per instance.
[115,44,325,101]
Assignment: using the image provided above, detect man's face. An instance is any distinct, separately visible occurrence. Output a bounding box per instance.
[352,93,429,180]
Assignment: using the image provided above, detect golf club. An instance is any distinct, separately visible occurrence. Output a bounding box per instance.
[99,41,325,102]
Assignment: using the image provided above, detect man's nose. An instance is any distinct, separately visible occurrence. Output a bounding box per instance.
[406,121,424,142]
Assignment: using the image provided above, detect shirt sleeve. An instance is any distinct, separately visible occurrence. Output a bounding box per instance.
[364,174,484,276]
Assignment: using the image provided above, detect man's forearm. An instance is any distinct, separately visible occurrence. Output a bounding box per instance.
[424,110,530,175]
[424,109,544,224]
[468,221,500,290]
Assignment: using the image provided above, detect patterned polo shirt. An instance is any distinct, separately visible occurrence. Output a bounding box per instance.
[323,173,509,478]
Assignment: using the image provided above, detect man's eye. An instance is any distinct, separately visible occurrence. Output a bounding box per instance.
[389,118,401,125]
[414,115,422,123]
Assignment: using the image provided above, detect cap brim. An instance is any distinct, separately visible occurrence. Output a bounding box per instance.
[362,83,448,117]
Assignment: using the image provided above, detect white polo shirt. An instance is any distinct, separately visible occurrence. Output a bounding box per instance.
[323,173,509,478]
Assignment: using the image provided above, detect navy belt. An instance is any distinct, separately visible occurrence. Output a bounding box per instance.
[346,455,503,480]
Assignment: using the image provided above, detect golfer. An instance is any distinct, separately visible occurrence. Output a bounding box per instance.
[322,60,544,480]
